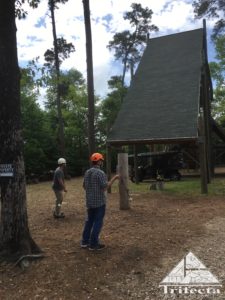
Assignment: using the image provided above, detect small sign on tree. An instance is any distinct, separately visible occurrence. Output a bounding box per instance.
[0,164,14,177]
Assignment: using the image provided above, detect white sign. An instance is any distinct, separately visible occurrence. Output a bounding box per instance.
[159,251,222,295]
[0,164,14,177]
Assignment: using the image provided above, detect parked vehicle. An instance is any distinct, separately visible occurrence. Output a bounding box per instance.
[129,151,183,182]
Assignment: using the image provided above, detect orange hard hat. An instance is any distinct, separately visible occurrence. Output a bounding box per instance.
[90,153,104,162]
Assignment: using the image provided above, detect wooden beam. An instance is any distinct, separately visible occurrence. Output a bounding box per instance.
[106,144,112,193]
[133,145,139,184]
[118,153,130,210]
[203,19,213,180]
[182,149,200,167]
[107,136,197,147]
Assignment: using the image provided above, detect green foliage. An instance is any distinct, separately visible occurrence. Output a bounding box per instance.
[193,0,225,38]
[124,3,158,36]
[44,38,75,68]
[15,0,40,19]
[17,1,160,178]
[20,65,91,178]
[48,0,69,10]
[21,67,58,177]
[22,100,58,174]
[98,76,128,141]
[107,2,158,85]
[23,139,47,176]
[44,68,90,175]
[209,35,225,124]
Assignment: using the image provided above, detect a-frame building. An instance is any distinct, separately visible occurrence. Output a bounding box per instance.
[107,21,213,193]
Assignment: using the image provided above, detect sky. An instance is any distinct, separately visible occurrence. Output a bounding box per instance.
[16,0,217,105]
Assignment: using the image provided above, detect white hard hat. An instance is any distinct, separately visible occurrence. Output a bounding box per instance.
[58,158,66,165]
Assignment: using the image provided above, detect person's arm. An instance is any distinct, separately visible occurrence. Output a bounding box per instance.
[83,170,89,190]
[83,180,86,190]
[59,178,67,192]
[107,174,119,189]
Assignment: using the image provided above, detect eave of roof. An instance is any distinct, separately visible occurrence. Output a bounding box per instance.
[107,136,198,146]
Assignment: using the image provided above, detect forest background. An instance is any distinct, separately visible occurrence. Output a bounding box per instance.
[17,0,225,180]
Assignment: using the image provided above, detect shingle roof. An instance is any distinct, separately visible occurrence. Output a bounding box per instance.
[107,28,204,144]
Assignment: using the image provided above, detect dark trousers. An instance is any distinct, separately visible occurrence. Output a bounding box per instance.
[82,205,106,246]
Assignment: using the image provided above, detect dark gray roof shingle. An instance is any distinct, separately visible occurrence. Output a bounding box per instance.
[107,28,203,144]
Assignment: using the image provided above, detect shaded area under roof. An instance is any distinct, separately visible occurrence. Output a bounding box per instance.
[107,28,204,144]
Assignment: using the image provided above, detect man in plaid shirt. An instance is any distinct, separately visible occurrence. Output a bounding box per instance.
[81,152,119,250]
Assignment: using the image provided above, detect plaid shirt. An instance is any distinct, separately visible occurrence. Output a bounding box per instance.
[83,165,108,208]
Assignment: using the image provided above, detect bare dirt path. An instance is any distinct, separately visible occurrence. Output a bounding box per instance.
[1,178,225,299]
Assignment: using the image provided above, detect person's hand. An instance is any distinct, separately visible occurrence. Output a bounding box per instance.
[114,175,120,180]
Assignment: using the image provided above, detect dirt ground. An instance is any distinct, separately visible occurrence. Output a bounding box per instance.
[1,177,225,299]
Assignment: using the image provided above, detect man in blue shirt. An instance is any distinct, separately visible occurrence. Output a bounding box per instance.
[81,153,119,250]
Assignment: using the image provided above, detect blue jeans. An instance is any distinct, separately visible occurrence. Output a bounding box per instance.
[82,205,106,247]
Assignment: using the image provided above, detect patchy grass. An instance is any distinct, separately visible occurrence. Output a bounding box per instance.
[123,177,225,197]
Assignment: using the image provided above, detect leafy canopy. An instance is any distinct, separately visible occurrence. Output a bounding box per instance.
[193,0,225,37]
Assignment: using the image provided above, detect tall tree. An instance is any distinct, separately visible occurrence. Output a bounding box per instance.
[47,0,74,157]
[20,68,57,178]
[193,1,225,123]
[59,69,90,174]
[208,35,225,123]
[0,0,41,261]
[108,3,158,87]
[82,0,96,156]
[99,76,128,137]
[193,0,225,37]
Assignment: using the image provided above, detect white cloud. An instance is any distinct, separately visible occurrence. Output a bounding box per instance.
[16,0,217,105]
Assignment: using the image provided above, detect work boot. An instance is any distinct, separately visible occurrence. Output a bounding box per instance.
[89,244,106,251]
[53,211,65,219]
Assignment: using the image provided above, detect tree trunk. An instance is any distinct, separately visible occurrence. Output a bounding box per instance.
[0,1,41,261]
[49,0,66,157]
[121,57,127,89]
[82,0,96,156]
[122,43,134,89]
[130,61,134,83]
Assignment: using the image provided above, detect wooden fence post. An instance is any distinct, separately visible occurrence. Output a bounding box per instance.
[118,153,130,210]
[106,144,112,193]
[133,144,139,184]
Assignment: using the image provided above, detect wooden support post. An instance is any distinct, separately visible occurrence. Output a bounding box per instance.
[203,18,213,179]
[149,144,154,152]
[133,144,139,184]
[202,71,211,183]
[106,144,112,193]
[118,153,130,210]
[203,19,214,182]
[199,110,208,194]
